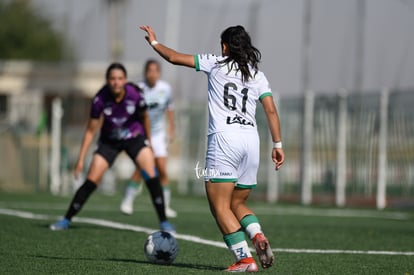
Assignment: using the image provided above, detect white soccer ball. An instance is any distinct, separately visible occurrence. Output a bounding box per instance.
[144,231,178,264]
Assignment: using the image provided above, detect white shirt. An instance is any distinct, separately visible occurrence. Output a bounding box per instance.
[195,54,273,135]
[138,80,173,135]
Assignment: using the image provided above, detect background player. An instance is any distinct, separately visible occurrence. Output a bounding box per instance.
[139,25,284,272]
[120,59,177,218]
[50,62,174,233]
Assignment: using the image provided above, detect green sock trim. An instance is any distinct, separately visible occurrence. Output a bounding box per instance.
[240,215,259,230]
[127,180,140,189]
[223,231,246,247]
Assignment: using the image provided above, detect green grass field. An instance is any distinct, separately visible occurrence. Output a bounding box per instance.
[0,191,413,274]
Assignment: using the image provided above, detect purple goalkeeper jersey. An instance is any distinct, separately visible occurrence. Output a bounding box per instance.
[90,83,147,141]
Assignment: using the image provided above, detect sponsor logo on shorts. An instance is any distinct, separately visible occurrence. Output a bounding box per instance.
[220,171,232,176]
[194,161,220,179]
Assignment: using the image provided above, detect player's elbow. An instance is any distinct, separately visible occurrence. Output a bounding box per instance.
[263,105,277,116]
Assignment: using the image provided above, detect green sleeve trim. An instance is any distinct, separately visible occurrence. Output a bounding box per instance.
[235,183,257,189]
[259,92,272,101]
[209,178,238,183]
[194,55,200,71]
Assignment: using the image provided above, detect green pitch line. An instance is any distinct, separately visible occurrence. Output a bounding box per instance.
[1,207,413,256]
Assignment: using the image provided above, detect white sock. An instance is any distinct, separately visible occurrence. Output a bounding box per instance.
[124,182,140,201]
[245,223,262,240]
[163,187,171,208]
[240,215,263,240]
[229,240,252,261]
[224,231,253,262]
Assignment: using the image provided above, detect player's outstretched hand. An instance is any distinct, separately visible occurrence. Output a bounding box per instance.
[272,148,285,171]
[140,25,157,45]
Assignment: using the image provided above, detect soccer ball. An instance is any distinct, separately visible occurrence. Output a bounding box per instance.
[144,231,178,264]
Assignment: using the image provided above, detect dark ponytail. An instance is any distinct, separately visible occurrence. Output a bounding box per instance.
[219,25,261,83]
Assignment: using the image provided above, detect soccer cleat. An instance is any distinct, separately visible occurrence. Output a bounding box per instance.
[165,207,177,218]
[225,257,258,272]
[252,233,274,268]
[160,221,176,234]
[50,218,70,231]
[120,198,134,215]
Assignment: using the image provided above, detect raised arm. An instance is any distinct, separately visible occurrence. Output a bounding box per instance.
[140,25,195,68]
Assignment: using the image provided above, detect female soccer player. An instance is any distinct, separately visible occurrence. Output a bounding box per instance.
[139,25,284,272]
[120,59,177,218]
[50,62,174,233]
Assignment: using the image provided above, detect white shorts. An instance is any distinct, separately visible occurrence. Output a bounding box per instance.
[204,131,260,188]
[151,131,168,158]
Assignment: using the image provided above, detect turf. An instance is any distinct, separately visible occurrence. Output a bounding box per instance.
[0,191,413,274]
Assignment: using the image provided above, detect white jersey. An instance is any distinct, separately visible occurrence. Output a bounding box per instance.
[195,54,272,135]
[138,80,173,135]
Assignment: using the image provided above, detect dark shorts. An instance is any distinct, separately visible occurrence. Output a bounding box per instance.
[95,135,148,167]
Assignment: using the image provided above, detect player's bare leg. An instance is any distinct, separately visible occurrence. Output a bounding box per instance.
[232,188,274,269]
[205,181,258,272]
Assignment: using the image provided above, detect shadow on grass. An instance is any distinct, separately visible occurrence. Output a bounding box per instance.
[40,223,82,230]
[108,258,224,271]
[29,255,224,271]
[40,222,130,231]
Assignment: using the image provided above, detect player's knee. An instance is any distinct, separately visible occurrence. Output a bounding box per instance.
[85,174,103,185]
[230,198,246,212]
[141,168,159,181]
[230,201,238,212]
